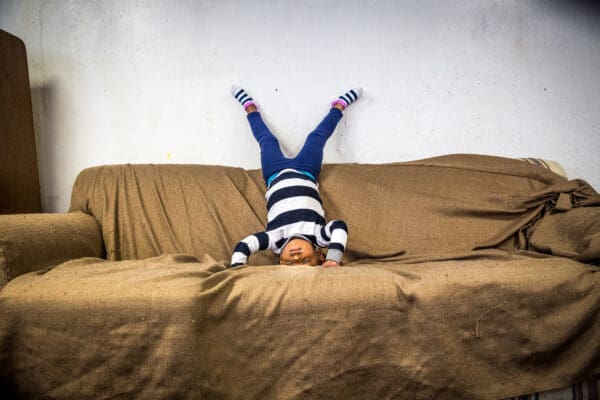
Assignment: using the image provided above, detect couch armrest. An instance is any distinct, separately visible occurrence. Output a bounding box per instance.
[528,207,600,265]
[0,212,104,288]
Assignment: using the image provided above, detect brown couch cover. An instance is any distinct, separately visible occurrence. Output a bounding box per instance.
[1,154,599,399]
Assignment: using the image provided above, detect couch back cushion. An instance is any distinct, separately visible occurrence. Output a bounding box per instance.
[69,155,599,264]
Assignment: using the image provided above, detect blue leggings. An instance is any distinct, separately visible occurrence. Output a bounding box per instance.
[247,108,343,184]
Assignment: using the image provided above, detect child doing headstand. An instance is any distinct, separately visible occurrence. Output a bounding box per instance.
[229,86,362,268]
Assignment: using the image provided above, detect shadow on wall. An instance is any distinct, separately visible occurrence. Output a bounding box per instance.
[538,0,600,29]
[30,80,61,212]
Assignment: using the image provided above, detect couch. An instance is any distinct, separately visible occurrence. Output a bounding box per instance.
[1,154,599,399]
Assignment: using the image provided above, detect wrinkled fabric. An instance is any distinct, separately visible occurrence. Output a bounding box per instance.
[68,155,600,265]
[529,207,600,264]
[1,253,598,399]
[2,154,599,399]
[0,212,104,288]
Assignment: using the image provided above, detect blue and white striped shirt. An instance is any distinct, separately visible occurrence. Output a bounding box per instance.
[231,168,348,267]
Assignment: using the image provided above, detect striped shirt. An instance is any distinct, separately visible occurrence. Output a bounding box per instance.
[231,168,348,267]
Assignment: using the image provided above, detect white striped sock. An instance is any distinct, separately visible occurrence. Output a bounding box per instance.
[231,85,256,109]
[334,87,363,108]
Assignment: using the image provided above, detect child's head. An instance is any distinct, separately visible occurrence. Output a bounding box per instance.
[279,236,324,266]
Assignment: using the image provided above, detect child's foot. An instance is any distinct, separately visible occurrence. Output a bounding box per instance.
[332,87,363,111]
[231,85,257,113]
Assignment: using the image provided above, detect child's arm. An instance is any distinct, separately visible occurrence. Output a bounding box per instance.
[322,259,340,268]
[230,232,271,267]
[318,220,348,265]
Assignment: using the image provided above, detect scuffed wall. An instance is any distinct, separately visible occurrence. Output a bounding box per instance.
[1,0,599,212]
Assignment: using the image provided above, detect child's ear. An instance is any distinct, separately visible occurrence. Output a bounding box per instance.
[316,248,325,264]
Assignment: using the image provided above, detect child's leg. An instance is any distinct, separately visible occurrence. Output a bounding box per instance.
[292,88,362,178]
[232,86,289,182]
[247,111,288,183]
[291,108,343,178]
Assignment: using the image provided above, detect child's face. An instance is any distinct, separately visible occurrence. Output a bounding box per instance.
[280,238,323,266]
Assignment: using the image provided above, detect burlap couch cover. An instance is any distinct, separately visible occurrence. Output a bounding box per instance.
[1,154,599,399]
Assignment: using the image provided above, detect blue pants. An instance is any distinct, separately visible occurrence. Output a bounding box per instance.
[247,108,343,184]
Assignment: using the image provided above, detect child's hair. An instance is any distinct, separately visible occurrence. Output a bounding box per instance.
[279,249,324,265]
[279,237,325,265]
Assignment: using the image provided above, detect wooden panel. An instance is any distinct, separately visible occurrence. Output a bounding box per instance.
[0,29,42,214]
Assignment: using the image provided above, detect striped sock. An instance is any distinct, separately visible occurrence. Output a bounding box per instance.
[332,87,363,109]
[231,85,256,110]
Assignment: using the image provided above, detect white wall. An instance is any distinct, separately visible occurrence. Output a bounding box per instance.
[1,0,599,212]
